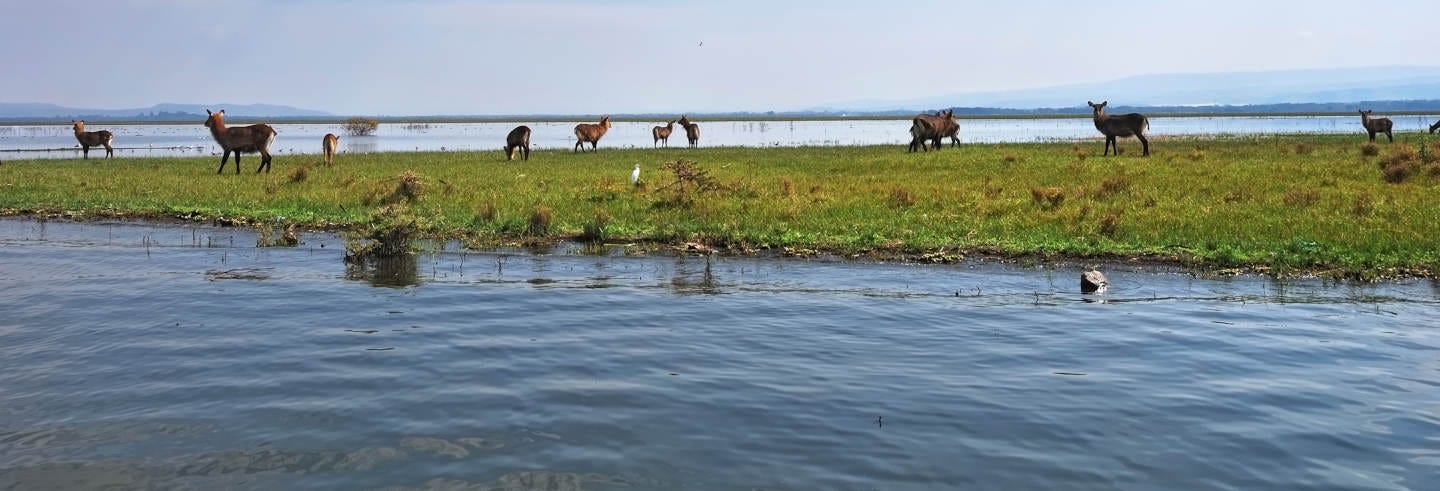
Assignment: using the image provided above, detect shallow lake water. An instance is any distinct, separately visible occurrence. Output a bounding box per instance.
[4,114,1438,160]
[0,218,1437,490]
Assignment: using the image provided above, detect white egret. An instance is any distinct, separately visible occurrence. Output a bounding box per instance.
[630,163,641,186]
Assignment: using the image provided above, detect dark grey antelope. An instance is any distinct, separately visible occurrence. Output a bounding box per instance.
[652,120,675,147]
[204,109,277,174]
[505,125,531,161]
[1359,110,1394,143]
[1430,119,1440,135]
[679,116,700,148]
[71,120,114,159]
[908,109,959,152]
[573,116,612,152]
[1088,101,1149,156]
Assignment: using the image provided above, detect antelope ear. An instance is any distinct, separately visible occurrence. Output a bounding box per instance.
[206,109,212,115]
[1087,101,1094,107]
[218,110,225,115]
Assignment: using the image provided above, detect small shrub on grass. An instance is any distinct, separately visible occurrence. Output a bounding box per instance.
[579,211,610,243]
[1352,193,1374,217]
[1378,146,1421,183]
[1293,143,1314,155]
[981,178,1003,199]
[363,170,425,205]
[287,165,309,184]
[477,200,498,223]
[888,186,916,208]
[1030,186,1065,210]
[781,178,795,197]
[1282,189,1320,207]
[1187,147,1205,161]
[1093,171,1131,200]
[1360,142,1380,157]
[528,205,553,236]
[1099,212,1121,238]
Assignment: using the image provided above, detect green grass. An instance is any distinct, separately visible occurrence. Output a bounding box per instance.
[3,133,1439,279]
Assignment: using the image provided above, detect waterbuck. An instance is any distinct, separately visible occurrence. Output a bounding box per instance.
[1088,101,1149,157]
[71,120,114,159]
[505,125,531,161]
[322,133,338,167]
[204,109,277,174]
[908,109,958,152]
[1359,110,1394,143]
[1430,119,1440,135]
[652,120,675,147]
[573,116,612,152]
[679,115,700,148]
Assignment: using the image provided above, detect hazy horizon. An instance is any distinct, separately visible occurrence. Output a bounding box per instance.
[5,0,1439,116]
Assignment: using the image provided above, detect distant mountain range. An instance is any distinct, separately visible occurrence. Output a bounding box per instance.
[4,66,1440,121]
[0,102,331,121]
[830,66,1440,112]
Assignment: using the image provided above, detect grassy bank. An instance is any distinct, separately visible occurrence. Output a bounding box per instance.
[3,133,1439,279]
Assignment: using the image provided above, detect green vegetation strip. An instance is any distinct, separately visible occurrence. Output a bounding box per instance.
[3,134,1438,279]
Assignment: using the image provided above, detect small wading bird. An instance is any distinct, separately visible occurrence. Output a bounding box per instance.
[631,163,641,186]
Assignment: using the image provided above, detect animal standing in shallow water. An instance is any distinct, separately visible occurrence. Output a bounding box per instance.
[505,125,531,161]
[322,133,339,167]
[1088,101,1150,157]
[204,109,277,174]
[1359,110,1393,143]
[71,120,114,159]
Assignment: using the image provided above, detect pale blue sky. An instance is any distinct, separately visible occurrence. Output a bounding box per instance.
[3,0,1436,115]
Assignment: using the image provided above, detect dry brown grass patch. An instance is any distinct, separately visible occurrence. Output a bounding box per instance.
[1030,186,1065,210]
[1283,189,1320,207]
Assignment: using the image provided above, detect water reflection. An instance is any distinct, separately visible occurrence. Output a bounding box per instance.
[344,255,420,288]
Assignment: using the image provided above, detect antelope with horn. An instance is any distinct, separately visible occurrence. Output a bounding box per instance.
[204,109,277,174]
[505,125,531,161]
[573,116,612,152]
[1359,110,1393,143]
[652,120,675,148]
[1088,101,1150,157]
[71,120,114,159]
[322,133,338,167]
[678,115,700,148]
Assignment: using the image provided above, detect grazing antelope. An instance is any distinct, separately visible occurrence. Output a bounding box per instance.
[652,120,675,147]
[71,120,114,159]
[908,109,959,152]
[322,133,339,167]
[1430,119,1440,135]
[1359,110,1394,143]
[678,115,700,148]
[505,125,531,161]
[203,109,277,174]
[1088,101,1150,156]
[573,116,612,152]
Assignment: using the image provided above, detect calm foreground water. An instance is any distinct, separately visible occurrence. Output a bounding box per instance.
[1,218,1437,490]
[4,114,1440,160]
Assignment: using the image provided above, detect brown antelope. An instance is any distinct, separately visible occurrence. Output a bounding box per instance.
[678,115,700,148]
[505,125,531,161]
[908,109,958,152]
[71,120,114,159]
[204,109,277,174]
[1088,101,1150,156]
[652,120,675,147]
[322,133,339,167]
[1359,110,1394,143]
[1430,119,1440,135]
[573,116,612,152]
